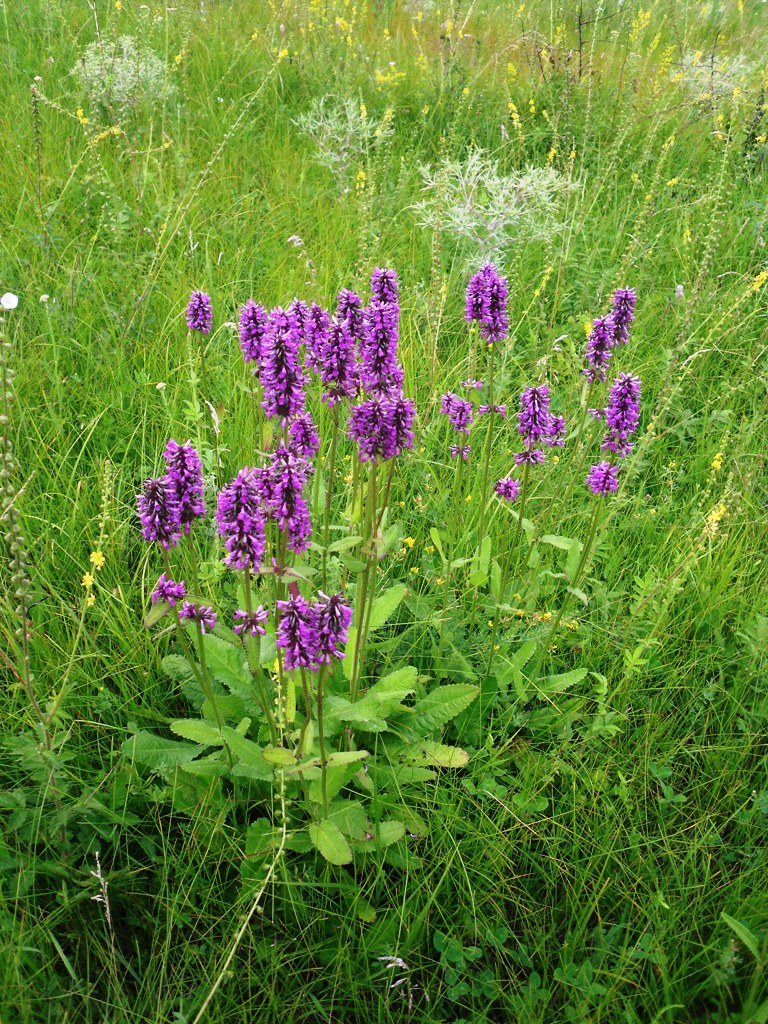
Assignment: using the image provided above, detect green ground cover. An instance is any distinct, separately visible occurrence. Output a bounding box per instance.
[1,1,767,1021]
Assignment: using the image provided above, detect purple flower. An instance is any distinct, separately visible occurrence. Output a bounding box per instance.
[441,392,474,434]
[179,602,218,632]
[349,395,413,462]
[288,412,321,463]
[602,373,641,457]
[370,267,399,305]
[478,403,507,417]
[261,306,307,424]
[137,477,181,549]
[304,302,331,373]
[586,461,620,494]
[336,289,365,342]
[465,265,508,343]
[360,299,400,395]
[611,287,636,345]
[461,379,484,390]
[262,443,312,553]
[288,298,309,341]
[216,468,267,571]
[187,291,213,334]
[164,439,205,533]
[318,319,357,406]
[450,443,471,461]
[239,300,268,368]
[276,595,319,671]
[543,415,566,447]
[234,606,269,637]
[313,593,352,666]
[518,386,552,444]
[151,573,186,606]
[583,316,614,383]
[514,449,546,465]
[495,477,521,501]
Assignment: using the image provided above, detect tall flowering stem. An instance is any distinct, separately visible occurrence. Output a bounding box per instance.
[350,465,379,700]
[474,342,496,586]
[186,290,221,488]
[321,406,340,591]
[241,569,278,744]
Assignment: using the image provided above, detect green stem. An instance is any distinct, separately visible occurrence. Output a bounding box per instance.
[242,569,277,744]
[322,406,340,590]
[350,464,378,700]
[316,666,329,818]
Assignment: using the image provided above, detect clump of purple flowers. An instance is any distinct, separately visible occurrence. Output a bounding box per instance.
[239,300,268,368]
[583,287,637,382]
[349,395,415,462]
[465,264,509,343]
[187,291,213,334]
[137,477,181,549]
[586,462,620,495]
[276,592,352,671]
[216,468,267,570]
[151,574,186,606]
[495,477,521,502]
[515,385,565,464]
[262,443,312,553]
[441,392,474,434]
[164,439,205,534]
[234,606,269,637]
[179,602,217,632]
[261,306,307,424]
[586,373,641,494]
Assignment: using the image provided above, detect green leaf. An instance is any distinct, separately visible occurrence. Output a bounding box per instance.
[477,535,492,578]
[308,820,353,865]
[326,800,370,841]
[328,535,363,552]
[537,667,588,696]
[323,695,387,732]
[541,533,579,551]
[367,820,405,848]
[401,740,470,768]
[220,728,274,779]
[121,731,203,773]
[201,633,249,688]
[259,633,277,666]
[366,665,418,708]
[721,912,762,962]
[429,528,446,562]
[181,754,228,778]
[340,554,367,573]
[408,684,479,737]
[565,539,582,582]
[308,761,364,802]
[367,584,406,631]
[326,750,371,767]
[261,746,296,765]
[468,569,488,587]
[144,601,171,628]
[170,720,223,746]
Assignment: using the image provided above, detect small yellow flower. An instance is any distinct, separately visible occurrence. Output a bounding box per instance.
[115,0,122,9]
[82,572,95,588]
[487,620,494,628]
[465,494,472,503]
[90,550,105,570]
[434,576,445,585]
[409,566,420,575]
[711,452,723,471]
[174,51,185,65]
[528,97,536,115]
[86,593,96,607]
[649,508,657,516]
[541,611,553,622]
[493,644,500,651]
[751,269,768,292]
[76,108,89,125]
[566,620,579,631]
[403,536,416,549]
[547,146,557,163]
[425,545,435,554]
[666,177,679,187]
[514,608,526,618]
[584,320,593,336]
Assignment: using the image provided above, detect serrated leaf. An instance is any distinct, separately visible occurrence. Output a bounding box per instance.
[261,746,296,765]
[721,913,762,962]
[308,761,362,802]
[469,569,488,587]
[162,654,198,686]
[408,684,479,737]
[339,554,367,573]
[259,633,277,666]
[308,820,353,865]
[369,820,405,848]
[537,667,588,696]
[181,754,228,778]
[170,720,223,745]
[326,800,370,841]
[323,695,387,732]
[121,731,203,773]
[366,665,418,708]
[220,728,274,779]
[477,535,492,578]
[326,750,371,767]
[201,633,250,688]
[202,693,247,723]
[565,539,582,582]
[367,585,406,631]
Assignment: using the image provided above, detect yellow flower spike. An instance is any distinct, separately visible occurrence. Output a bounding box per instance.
[751,270,768,292]
[174,52,184,65]
[666,177,679,187]
[711,452,723,472]
[90,550,105,570]
[584,320,593,336]
[82,572,95,588]
[541,611,552,622]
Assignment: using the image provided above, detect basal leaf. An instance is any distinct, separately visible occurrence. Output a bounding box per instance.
[121,731,204,774]
[407,684,479,737]
[170,720,223,746]
[308,820,353,865]
[367,584,406,631]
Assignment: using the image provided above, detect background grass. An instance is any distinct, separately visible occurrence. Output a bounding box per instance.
[1,0,767,1021]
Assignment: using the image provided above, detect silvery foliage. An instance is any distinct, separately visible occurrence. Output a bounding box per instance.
[414,151,573,262]
[293,96,394,181]
[675,52,756,102]
[70,36,176,117]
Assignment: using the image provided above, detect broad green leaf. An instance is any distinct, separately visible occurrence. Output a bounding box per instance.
[202,693,247,723]
[170,720,223,746]
[201,633,249,688]
[469,569,488,587]
[121,731,203,773]
[341,625,359,681]
[382,524,401,553]
[506,508,535,534]
[477,535,492,578]
[401,740,470,768]
[490,559,502,602]
[259,633,277,666]
[328,535,363,553]
[308,760,364,802]
[323,695,387,732]
[721,912,762,962]
[326,750,371,767]
[340,554,367,573]
[541,533,579,551]
[368,820,405,848]
[565,539,582,582]
[181,754,228,778]
[308,820,353,865]
[408,684,479,737]
[327,800,370,841]
[537,667,588,696]
[512,640,538,668]
[220,728,274,779]
[162,654,198,687]
[429,528,445,562]
[144,601,170,628]
[367,584,406,631]
[261,745,296,765]
[366,665,418,708]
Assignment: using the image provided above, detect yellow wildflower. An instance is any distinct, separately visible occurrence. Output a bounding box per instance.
[711,452,723,472]
[82,572,95,588]
[90,550,105,570]
[403,536,416,548]
[86,593,96,607]
[465,494,472,503]
[751,269,768,292]
[115,0,122,9]
[434,576,445,585]
[409,566,420,575]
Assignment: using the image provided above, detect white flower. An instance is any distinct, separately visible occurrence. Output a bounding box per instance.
[39,294,49,303]
[1,293,19,310]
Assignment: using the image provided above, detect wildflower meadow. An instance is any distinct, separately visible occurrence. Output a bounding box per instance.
[1,1,767,1021]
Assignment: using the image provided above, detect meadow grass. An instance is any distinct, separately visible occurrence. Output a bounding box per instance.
[1,1,767,1021]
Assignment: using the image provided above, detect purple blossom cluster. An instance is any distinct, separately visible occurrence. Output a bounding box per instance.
[276,592,352,671]
[151,574,186,606]
[495,477,521,502]
[234,606,269,637]
[583,287,637,383]
[465,264,509,343]
[586,372,641,495]
[261,306,307,424]
[216,468,267,570]
[179,602,217,632]
[441,392,474,434]
[348,394,415,462]
[239,300,268,368]
[137,440,205,549]
[261,443,312,553]
[515,386,566,465]
[187,291,213,334]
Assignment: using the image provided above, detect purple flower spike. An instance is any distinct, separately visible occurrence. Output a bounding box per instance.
[276,595,319,671]
[304,303,331,373]
[314,593,352,666]
[151,574,186,606]
[349,395,414,462]
[583,316,614,383]
[602,373,641,457]
[288,412,321,463]
[611,287,636,345]
[137,477,181,549]
[234,606,269,637]
[495,477,521,501]
[478,403,507,418]
[543,415,566,447]
[239,300,268,368]
[319,319,357,406]
[465,264,508,343]
[450,443,471,461]
[336,289,365,342]
[371,267,399,305]
[586,461,620,494]
[179,602,218,632]
[441,392,474,434]
[261,306,307,424]
[514,449,546,466]
[361,298,401,395]
[263,443,312,553]
[518,386,552,444]
[187,291,213,334]
[216,468,267,571]
[164,439,205,533]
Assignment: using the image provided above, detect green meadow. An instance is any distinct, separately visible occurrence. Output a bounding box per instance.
[1,1,767,1021]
